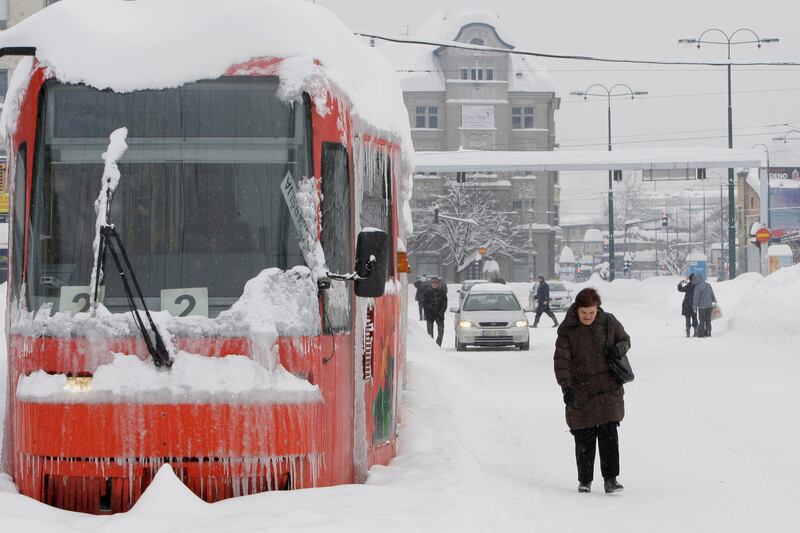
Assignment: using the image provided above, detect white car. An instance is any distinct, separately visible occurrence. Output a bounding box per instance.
[547,281,573,311]
[450,283,531,351]
[457,278,490,304]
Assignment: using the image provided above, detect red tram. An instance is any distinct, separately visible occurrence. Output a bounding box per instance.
[1,1,410,513]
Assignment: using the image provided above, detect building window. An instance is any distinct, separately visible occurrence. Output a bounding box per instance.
[512,200,522,210]
[415,106,426,128]
[464,63,495,82]
[512,106,535,129]
[0,69,7,97]
[470,37,485,46]
[427,106,438,129]
[456,172,467,183]
[415,106,439,129]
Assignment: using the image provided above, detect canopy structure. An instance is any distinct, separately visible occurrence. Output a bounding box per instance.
[413,147,766,173]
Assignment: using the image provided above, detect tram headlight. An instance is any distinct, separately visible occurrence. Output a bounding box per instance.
[65,376,93,392]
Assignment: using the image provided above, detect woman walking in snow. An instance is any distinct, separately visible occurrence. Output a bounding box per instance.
[554,287,631,494]
[678,274,698,337]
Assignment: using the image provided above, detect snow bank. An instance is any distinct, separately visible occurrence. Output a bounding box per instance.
[726,264,800,337]
[17,350,321,404]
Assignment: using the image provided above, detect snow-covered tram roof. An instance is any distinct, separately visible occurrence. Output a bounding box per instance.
[0,0,412,155]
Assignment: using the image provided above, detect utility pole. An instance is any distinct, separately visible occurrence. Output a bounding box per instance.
[679,28,779,279]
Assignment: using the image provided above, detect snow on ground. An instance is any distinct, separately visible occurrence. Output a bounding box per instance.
[1,268,799,531]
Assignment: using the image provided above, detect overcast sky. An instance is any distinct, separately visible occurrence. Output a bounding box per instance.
[317,0,800,217]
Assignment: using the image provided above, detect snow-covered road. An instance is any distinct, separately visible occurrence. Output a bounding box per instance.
[1,271,799,532]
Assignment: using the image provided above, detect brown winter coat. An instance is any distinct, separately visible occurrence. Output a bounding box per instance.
[554,306,631,430]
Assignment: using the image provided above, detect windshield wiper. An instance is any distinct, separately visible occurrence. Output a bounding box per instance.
[93,224,172,368]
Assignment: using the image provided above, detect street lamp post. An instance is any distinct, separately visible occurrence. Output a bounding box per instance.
[570,84,647,281]
[679,28,779,280]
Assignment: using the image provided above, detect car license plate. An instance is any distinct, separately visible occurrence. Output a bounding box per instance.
[482,329,508,336]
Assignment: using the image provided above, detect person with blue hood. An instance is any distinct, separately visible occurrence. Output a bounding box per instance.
[692,274,717,338]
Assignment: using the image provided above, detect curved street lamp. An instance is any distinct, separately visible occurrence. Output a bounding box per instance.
[569,84,648,281]
[772,129,800,143]
[678,28,779,279]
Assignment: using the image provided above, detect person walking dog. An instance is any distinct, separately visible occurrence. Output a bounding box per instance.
[532,276,559,328]
[422,277,448,346]
[554,287,631,494]
[692,274,717,338]
[678,274,698,337]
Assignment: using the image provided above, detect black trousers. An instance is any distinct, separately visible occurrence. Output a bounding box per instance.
[570,422,620,484]
[684,311,698,332]
[697,308,712,337]
[426,316,444,346]
[534,305,558,326]
[418,301,425,320]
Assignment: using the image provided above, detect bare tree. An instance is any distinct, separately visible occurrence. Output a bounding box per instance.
[409,179,524,277]
[660,243,691,275]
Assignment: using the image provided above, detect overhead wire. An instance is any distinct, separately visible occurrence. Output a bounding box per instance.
[357,31,800,67]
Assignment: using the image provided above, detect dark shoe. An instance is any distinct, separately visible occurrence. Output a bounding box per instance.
[685,328,690,338]
[578,482,591,493]
[604,478,623,494]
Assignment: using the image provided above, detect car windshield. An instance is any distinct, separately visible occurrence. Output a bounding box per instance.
[463,293,520,312]
[549,282,567,292]
[26,77,310,318]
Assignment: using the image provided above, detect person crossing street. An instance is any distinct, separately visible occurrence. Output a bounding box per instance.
[532,276,559,328]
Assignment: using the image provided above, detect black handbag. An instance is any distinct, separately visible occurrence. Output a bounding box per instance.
[605,314,634,385]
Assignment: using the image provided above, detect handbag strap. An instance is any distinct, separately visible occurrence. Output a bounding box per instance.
[605,312,615,350]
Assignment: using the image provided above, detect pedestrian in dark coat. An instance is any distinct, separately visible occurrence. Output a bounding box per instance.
[554,287,631,494]
[532,276,559,328]
[677,274,698,337]
[692,274,717,338]
[413,275,429,321]
[421,277,448,346]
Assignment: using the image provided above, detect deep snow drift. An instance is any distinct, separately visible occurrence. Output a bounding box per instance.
[1,266,799,531]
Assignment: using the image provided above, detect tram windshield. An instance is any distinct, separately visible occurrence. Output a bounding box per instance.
[27,77,311,318]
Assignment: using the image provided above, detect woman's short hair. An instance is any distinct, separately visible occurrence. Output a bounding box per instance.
[575,287,602,308]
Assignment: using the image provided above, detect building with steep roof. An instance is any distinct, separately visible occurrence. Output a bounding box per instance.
[379,9,560,281]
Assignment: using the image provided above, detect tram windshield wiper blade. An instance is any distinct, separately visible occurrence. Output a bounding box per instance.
[94,225,172,369]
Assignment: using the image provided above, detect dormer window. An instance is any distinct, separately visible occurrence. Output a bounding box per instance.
[470,37,485,46]
[460,62,495,82]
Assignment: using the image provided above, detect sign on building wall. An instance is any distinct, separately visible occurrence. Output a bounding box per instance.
[767,167,800,181]
[461,105,494,129]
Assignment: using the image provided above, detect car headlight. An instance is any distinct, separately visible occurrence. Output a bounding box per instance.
[514,320,528,328]
[458,320,475,328]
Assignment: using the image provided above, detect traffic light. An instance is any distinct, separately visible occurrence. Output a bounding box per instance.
[661,212,668,227]
[624,259,632,271]
[434,205,439,224]
[613,169,623,182]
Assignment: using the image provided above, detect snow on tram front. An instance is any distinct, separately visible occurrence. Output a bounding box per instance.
[0,0,412,514]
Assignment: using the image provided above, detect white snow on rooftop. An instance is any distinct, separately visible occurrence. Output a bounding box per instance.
[558,246,576,264]
[468,282,513,294]
[414,147,766,172]
[583,229,603,242]
[0,0,412,163]
[377,8,554,93]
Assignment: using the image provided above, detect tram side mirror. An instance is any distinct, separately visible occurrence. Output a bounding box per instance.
[355,228,388,298]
